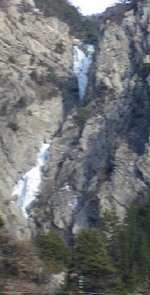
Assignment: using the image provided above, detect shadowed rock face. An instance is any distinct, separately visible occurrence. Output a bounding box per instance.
[29,0,150,236]
[1,0,150,239]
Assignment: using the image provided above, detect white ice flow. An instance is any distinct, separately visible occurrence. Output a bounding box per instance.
[73,44,95,100]
[12,142,50,218]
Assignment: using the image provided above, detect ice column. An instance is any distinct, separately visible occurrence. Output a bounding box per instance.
[73,44,95,100]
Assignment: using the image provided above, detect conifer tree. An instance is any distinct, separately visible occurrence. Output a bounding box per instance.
[72,228,122,293]
[103,199,150,293]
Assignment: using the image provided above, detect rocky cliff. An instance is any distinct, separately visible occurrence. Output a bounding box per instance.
[0,0,78,238]
[0,0,150,293]
[29,0,150,237]
[0,0,150,241]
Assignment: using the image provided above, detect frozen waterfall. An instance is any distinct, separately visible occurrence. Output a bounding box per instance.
[12,142,50,218]
[73,44,95,100]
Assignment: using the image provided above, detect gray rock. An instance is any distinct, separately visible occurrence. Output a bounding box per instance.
[32,0,150,236]
[1,0,150,242]
[0,0,76,238]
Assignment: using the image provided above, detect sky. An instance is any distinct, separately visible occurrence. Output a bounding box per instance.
[70,0,116,15]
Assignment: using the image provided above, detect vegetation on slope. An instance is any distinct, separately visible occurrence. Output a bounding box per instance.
[0,0,149,293]
[64,200,150,294]
[71,228,123,294]
[35,231,71,269]
[0,201,149,294]
[0,225,65,293]
[102,199,150,294]
[34,0,99,42]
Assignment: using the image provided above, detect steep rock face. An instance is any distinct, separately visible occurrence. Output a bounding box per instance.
[93,0,150,214]
[31,0,150,235]
[1,0,150,240]
[0,0,77,238]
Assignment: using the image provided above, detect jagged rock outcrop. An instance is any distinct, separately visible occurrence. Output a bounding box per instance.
[30,0,150,235]
[0,0,150,293]
[0,0,77,238]
[1,0,150,241]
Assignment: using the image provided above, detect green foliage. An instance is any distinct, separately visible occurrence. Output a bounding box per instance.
[71,228,122,293]
[55,42,66,54]
[76,105,92,126]
[35,231,71,268]
[103,200,150,293]
[34,0,99,42]
[30,67,59,86]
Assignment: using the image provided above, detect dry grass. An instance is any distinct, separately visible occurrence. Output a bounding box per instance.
[0,229,54,293]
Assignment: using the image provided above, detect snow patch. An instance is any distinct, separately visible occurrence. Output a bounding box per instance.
[12,142,50,218]
[69,195,78,209]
